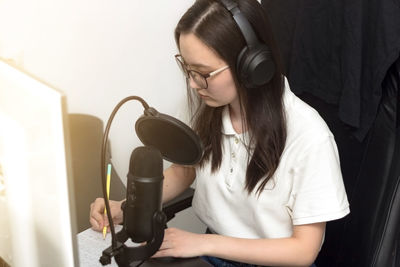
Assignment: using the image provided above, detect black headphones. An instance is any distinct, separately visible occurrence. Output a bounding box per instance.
[220,0,275,88]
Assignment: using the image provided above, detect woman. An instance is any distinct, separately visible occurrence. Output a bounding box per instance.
[90,0,350,266]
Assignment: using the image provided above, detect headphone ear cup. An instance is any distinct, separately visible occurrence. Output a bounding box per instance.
[237,45,276,88]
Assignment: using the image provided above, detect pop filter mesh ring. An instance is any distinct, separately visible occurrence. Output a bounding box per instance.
[135,113,203,166]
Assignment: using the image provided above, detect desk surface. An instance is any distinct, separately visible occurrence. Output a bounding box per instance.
[77,226,210,267]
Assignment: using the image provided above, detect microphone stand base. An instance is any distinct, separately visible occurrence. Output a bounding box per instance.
[99,211,167,266]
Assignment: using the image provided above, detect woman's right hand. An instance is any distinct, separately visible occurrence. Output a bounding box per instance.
[89,198,124,232]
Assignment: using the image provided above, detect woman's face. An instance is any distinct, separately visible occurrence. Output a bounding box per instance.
[179,33,238,108]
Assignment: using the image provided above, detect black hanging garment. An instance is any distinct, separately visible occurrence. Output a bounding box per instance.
[261,0,400,141]
[261,1,400,266]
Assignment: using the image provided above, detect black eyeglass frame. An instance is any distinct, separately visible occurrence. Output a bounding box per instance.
[175,54,229,89]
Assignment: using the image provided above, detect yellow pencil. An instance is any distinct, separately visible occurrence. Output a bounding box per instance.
[103,163,112,239]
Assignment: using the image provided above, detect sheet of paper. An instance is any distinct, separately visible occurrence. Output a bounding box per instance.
[77,225,139,267]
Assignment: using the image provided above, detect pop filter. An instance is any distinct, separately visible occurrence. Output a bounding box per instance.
[135,107,203,166]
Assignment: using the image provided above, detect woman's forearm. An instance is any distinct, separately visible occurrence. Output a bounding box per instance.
[202,223,325,267]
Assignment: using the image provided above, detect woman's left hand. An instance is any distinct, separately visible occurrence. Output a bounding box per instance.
[152,227,209,258]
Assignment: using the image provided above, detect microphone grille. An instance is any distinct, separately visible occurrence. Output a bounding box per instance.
[129,146,163,177]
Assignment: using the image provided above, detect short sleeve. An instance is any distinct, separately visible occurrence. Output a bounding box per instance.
[290,136,350,225]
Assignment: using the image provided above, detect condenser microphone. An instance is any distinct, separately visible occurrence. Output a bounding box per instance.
[124,146,163,243]
[99,98,204,265]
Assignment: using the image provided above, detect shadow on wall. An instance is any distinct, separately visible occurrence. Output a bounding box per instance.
[68,114,126,233]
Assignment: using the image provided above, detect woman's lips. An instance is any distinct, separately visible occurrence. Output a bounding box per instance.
[198,93,209,99]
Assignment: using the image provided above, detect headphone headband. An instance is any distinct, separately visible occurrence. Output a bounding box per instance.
[220,0,258,46]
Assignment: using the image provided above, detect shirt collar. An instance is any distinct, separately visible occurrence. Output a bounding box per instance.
[221,106,252,146]
[221,106,237,135]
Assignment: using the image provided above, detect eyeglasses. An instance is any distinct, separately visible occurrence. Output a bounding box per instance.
[175,54,229,89]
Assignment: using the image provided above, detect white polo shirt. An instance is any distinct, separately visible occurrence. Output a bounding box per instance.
[192,78,350,239]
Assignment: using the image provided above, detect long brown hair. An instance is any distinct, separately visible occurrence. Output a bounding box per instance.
[175,0,287,195]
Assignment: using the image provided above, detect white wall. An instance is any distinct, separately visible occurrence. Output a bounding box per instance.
[0,0,205,233]
[0,0,194,178]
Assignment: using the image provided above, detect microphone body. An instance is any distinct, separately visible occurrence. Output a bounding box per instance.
[124,146,163,243]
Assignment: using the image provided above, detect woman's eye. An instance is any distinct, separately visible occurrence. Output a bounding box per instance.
[193,69,209,75]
